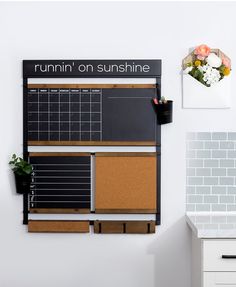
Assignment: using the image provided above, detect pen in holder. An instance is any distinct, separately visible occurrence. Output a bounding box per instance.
[153,97,173,125]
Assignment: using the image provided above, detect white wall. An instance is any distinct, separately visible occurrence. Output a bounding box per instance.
[0,1,235,286]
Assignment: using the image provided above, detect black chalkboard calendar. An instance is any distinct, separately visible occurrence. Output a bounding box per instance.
[27,85,158,144]
[22,60,162,231]
[27,87,103,141]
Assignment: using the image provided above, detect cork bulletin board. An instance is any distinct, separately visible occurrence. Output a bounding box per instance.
[22,60,162,234]
[95,153,157,213]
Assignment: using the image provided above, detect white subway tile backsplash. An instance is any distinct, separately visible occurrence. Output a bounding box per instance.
[228,187,236,194]
[188,195,203,203]
[219,177,234,185]
[188,159,204,167]
[196,204,211,212]
[204,159,219,167]
[196,168,211,176]
[212,168,226,176]
[205,141,219,149]
[220,159,234,167]
[196,186,211,194]
[188,177,203,185]
[212,150,227,158]
[227,169,236,176]
[186,168,195,176]
[220,195,234,204]
[212,132,227,140]
[227,205,236,211]
[220,141,234,149]
[228,133,236,140]
[186,204,196,212]
[204,177,218,185]
[186,132,236,212]
[204,195,218,204]
[228,150,236,158]
[212,186,227,194]
[197,150,211,158]
[186,186,195,194]
[188,141,204,149]
[212,204,227,211]
[197,132,211,140]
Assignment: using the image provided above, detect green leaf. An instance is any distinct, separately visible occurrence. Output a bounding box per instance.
[9,154,32,176]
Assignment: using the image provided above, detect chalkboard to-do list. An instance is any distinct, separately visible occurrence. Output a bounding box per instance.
[29,154,91,211]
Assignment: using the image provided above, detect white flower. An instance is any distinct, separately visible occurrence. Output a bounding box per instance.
[183,66,193,74]
[197,65,204,73]
[206,53,222,68]
[202,66,221,86]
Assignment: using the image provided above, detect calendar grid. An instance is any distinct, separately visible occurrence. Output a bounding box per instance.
[28,87,102,141]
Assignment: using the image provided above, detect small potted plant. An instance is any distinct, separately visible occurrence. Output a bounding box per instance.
[9,154,32,194]
[153,97,173,125]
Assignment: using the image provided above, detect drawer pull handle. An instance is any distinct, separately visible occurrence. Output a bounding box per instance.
[222,255,236,259]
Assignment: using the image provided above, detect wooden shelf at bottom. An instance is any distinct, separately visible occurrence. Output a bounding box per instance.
[28,220,89,233]
[94,220,156,234]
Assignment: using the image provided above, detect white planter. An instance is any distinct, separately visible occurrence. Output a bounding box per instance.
[182,73,231,109]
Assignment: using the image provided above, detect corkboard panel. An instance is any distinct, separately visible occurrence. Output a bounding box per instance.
[95,155,156,212]
[28,220,89,233]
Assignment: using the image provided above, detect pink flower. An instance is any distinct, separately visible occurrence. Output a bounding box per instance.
[194,44,211,59]
[197,55,205,61]
[222,56,231,69]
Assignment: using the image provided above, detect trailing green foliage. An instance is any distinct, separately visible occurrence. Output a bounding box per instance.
[9,154,32,176]
[189,67,208,86]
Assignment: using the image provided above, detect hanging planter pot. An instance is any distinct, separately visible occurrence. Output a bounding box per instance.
[14,172,31,194]
[9,154,33,195]
[153,98,173,125]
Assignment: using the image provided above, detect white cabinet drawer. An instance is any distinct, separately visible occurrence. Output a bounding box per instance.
[203,240,236,271]
[204,272,236,287]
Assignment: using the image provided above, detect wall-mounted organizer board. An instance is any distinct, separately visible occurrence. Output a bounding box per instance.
[23,60,161,234]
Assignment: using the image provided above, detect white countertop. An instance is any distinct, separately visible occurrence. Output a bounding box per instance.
[186,212,236,238]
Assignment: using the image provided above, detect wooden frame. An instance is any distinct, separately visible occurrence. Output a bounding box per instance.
[94,221,155,234]
[28,141,157,146]
[29,152,90,157]
[28,84,156,89]
[30,208,90,214]
[28,220,90,233]
[23,59,162,230]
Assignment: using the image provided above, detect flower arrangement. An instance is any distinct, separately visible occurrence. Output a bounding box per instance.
[183,44,231,87]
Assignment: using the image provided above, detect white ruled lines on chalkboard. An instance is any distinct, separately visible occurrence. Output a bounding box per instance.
[29,156,91,209]
[27,88,102,142]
